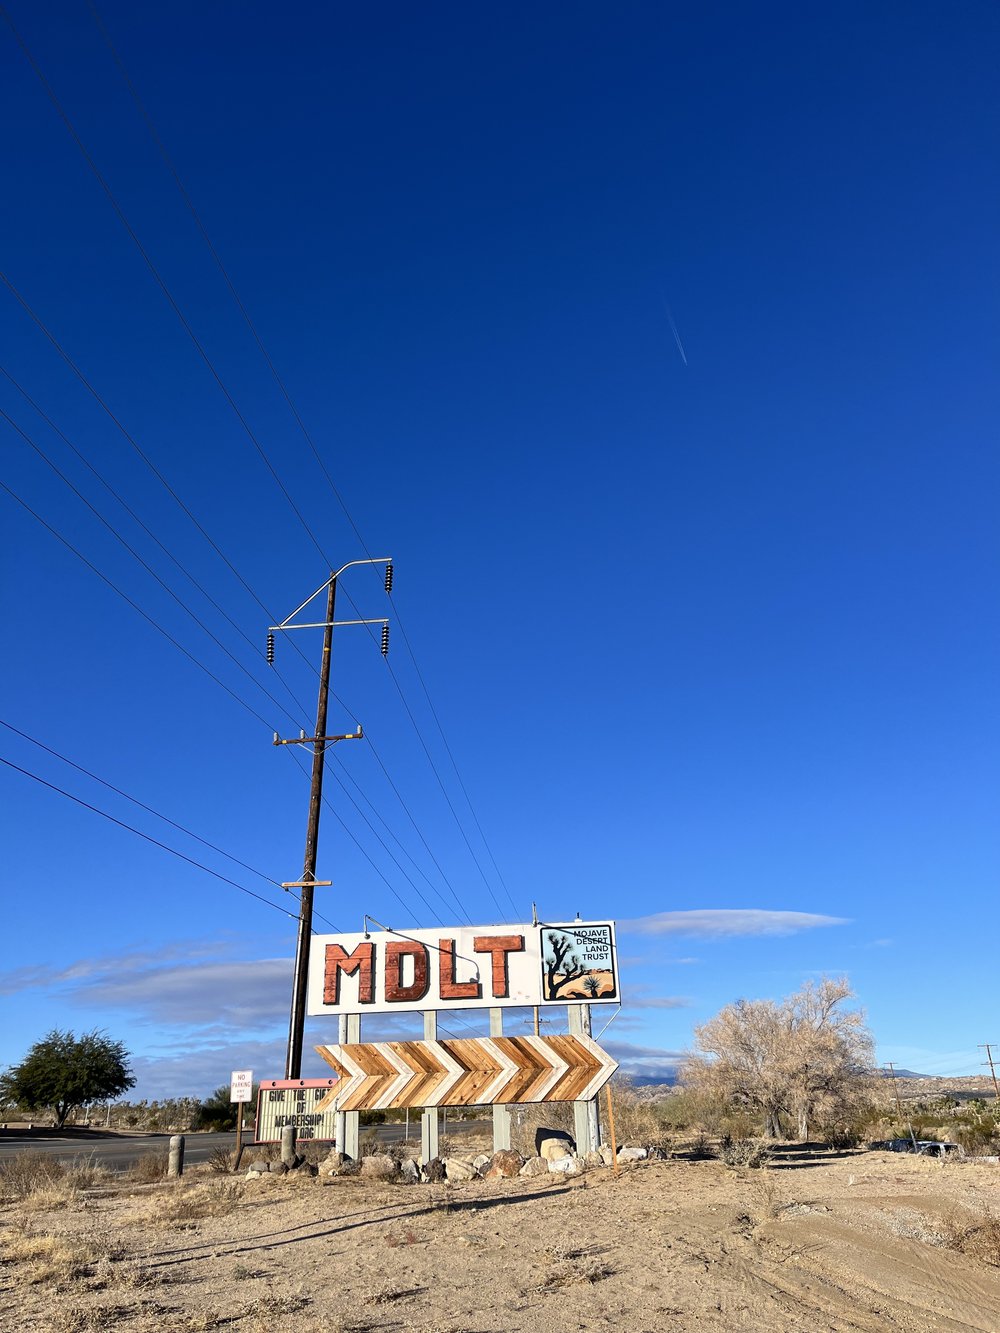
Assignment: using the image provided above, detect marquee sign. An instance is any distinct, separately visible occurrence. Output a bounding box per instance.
[253,1078,339,1142]
[306,921,618,1016]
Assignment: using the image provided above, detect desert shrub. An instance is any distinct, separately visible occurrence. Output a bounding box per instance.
[606,1080,672,1150]
[954,1123,1000,1156]
[716,1134,772,1169]
[944,1207,1000,1267]
[0,1150,66,1201]
[125,1152,167,1183]
[824,1126,862,1150]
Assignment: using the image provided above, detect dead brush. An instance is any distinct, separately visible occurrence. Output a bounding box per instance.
[716,1134,772,1169]
[943,1206,1000,1267]
[0,1219,112,1289]
[124,1152,167,1184]
[0,1149,71,1203]
[144,1178,244,1227]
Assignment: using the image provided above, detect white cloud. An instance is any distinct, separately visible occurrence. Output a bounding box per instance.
[619,909,848,938]
[604,1039,685,1082]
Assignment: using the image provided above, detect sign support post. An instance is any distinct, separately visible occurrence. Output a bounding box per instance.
[421,1010,439,1163]
[567,1005,599,1156]
[490,1007,511,1151]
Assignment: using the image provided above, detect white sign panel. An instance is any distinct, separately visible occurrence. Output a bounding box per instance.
[254,1079,340,1142]
[230,1069,254,1103]
[306,921,618,1016]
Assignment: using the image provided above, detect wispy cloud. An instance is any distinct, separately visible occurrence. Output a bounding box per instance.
[604,1039,685,1081]
[623,986,691,1010]
[620,909,848,938]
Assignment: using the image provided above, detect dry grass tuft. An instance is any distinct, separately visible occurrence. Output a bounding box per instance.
[0,1221,111,1289]
[124,1151,168,1184]
[943,1206,1000,1267]
[140,1177,244,1228]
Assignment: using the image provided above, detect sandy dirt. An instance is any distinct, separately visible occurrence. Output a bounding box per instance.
[3,1148,1000,1332]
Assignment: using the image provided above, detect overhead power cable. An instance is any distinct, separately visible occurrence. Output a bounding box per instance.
[0,363,314,730]
[0,753,297,919]
[82,3,519,922]
[0,717,293,896]
[9,6,508,927]
[0,476,280,732]
[1,404,310,734]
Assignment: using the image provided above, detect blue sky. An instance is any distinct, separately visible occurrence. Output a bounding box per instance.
[2,1,997,1099]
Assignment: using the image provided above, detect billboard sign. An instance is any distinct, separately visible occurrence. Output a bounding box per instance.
[306,921,618,1016]
[253,1078,340,1142]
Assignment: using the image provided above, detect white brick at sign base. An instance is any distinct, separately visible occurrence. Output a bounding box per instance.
[230,1070,253,1102]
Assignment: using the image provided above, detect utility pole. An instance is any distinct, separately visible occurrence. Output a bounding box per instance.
[885,1062,905,1122]
[269,559,393,1079]
[285,574,336,1079]
[980,1044,1000,1101]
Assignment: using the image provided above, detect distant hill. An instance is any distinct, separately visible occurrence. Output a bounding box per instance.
[879,1068,928,1079]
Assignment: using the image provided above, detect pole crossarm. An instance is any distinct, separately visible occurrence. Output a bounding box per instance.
[270,559,392,631]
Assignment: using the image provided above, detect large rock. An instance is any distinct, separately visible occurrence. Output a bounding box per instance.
[519,1156,549,1178]
[361,1154,399,1180]
[584,1150,606,1169]
[443,1157,476,1181]
[422,1157,446,1183]
[473,1154,492,1173]
[399,1158,420,1185]
[535,1128,575,1157]
[548,1155,582,1175]
[484,1149,523,1179]
[617,1146,648,1163]
[539,1135,574,1162]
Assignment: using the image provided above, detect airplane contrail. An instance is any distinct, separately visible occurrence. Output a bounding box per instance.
[664,304,688,366]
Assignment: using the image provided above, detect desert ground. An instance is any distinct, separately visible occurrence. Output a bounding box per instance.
[2,1141,1000,1333]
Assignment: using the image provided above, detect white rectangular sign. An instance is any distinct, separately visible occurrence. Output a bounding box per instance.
[306,921,618,1016]
[230,1069,254,1103]
[254,1079,340,1142]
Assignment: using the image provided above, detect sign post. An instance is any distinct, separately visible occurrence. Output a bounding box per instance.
[230,1069,253,1169]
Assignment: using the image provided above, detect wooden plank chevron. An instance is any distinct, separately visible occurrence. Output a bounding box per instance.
[314,1033,618,1112]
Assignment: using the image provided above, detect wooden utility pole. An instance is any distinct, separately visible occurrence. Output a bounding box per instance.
[886,1062,905,1122]
[979,1044,1000,1101]
[285,574,336,1079]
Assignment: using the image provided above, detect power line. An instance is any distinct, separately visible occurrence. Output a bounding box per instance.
[10,7,510,928]
[84,4,518,921]
[1,402,310,734]
[0,362,315,731]
[0,753,296,919]
[0,717,292,896]
[0,476,280,732]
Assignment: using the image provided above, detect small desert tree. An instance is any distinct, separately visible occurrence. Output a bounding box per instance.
[0,1029,136,1128]
[683,978,876,1141]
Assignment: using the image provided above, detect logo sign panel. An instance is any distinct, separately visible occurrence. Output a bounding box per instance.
[253,1078,340,1142]
[230,1069,254,1103]
[306,921,618,1016]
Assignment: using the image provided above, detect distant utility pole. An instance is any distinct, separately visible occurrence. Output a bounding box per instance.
[885,1062,905,1122]
[979,1044,1000,1101]
[269,559,393,1079]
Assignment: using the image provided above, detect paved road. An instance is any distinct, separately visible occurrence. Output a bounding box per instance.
[0,1119,477,1173]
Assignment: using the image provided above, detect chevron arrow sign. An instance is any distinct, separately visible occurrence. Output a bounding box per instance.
[314,1033,618,1112]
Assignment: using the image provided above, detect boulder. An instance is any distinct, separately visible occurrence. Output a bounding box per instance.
[539,1136,573,1162]
[535,1128,575,1157]
[443,1157,476,1181]
[584,1150,606,1169]
[361,1154,399,1180]
[399,1158,420,1185]
[422,1157,446,1183]
[548,1155,581,1175]
[518,1156,549,1178]
[484,1149,523,1179]
[597,1144,615,1167]
[473,1154,492,1173]
[617,1146,648,1163]
[270,1160,289,1175]
[247,1159,271,1175]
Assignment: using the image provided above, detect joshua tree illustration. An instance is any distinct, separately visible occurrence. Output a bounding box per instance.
[583,972,603,998]
[544,932,586,1000]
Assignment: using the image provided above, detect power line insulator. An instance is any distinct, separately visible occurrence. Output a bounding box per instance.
[384,561,394,595]
[381,624,390,657]
[266,631,275,665]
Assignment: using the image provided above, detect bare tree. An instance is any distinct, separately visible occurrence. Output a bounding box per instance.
[683,978,876,1140]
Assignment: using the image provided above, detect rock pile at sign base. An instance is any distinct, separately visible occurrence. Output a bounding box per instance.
[483,1149,523,1179]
